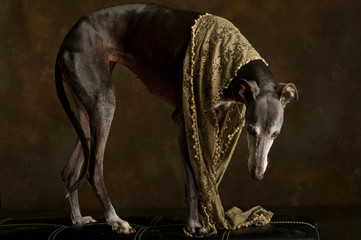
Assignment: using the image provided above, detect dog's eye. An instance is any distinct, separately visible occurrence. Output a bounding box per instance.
[247,126,256,136]
[271,131,280,138]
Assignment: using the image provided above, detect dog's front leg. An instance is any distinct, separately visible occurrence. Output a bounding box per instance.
[173,106,207,237]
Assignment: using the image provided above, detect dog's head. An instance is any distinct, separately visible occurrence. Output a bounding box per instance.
[233,78,298,180]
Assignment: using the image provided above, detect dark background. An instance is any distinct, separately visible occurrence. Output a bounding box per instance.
[1,0,360,227]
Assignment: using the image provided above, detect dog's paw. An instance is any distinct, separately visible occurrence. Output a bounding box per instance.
[108,216,136,234]
[184,219,207,237]
[72,216,96,225]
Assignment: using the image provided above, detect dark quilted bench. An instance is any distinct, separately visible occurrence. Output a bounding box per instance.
[0,215,319,240]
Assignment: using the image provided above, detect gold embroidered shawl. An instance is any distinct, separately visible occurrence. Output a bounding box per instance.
[182,14,273,235]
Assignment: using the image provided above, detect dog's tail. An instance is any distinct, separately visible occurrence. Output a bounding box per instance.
[55,57,89,197]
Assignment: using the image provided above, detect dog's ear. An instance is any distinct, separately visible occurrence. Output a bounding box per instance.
[277,83,298,106]
[238,79,260,103]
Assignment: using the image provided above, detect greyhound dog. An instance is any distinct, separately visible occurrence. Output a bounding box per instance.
[55,3,298,237]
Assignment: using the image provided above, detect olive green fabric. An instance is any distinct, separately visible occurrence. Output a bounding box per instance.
[182,14,273,235]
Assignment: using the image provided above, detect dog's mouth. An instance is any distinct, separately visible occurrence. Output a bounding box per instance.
[247,148,269,181]
[248,158,267,180]
[250,169,265,181]
[248,157,268,181]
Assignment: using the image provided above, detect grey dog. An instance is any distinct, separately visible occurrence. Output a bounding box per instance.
[55,3,298,237]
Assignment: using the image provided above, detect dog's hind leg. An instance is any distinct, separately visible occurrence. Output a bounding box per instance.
[85,85,135,234]
[59,48,134,233]
[61,99,96,225]
[66,53,134,234]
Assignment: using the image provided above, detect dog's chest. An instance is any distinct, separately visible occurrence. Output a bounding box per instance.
[133,64,182,107]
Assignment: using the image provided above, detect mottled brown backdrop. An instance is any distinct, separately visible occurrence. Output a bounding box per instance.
[1,0,360,217]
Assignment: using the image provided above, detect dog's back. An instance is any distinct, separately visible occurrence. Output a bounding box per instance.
[58,3,200,107]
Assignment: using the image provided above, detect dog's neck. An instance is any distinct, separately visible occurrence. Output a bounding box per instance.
[237,60,276,93]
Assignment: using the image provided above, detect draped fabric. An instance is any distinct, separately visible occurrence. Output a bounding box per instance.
[182,14,273,235]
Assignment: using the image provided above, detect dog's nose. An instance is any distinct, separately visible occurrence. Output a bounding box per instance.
[251,172,264,181]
